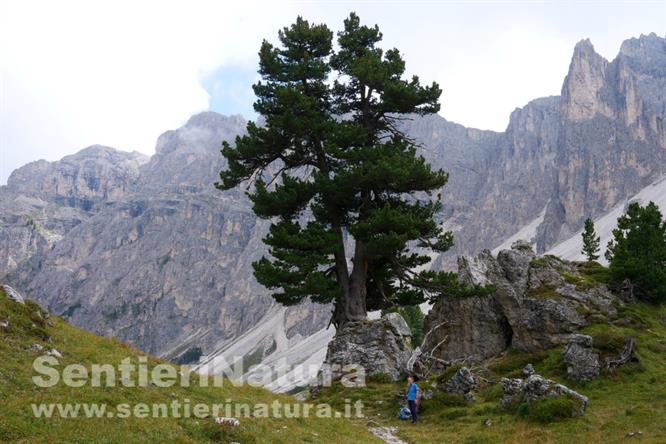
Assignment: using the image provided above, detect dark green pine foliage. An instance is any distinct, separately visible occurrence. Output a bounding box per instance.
[581,218,600,262]
[605,202,666,303]
[217,13,460,327]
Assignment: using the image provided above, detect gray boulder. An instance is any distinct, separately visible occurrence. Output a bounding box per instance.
[444,367,476,399]
[511,240,535,253]
[319,315,413,383]
[566,333,593,347]
[521,363,535,377]
[499,377,525,408]
[2,285,25,304]
[500,366,588,416]
[561,334,600,382]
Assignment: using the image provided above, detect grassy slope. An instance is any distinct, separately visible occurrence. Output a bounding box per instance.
[0,288,379,444]
[319,302,666,444]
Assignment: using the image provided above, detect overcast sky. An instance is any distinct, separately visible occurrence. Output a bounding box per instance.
[1,1,665,184]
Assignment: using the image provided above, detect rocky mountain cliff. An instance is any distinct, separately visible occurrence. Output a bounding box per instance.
[2,113,330,362]
[420,33,666,265]
[1,34,664,382]
[0,146,148,279]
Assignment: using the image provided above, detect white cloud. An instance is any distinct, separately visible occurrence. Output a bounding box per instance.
[1,0,664,183]
[0,0,297,182]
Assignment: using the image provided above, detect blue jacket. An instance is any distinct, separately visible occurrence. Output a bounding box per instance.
[407,382,419,401]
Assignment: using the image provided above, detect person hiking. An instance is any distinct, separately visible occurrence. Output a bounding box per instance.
[405,376,420,424]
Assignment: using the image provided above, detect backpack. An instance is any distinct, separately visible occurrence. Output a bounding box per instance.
[398,406,412,420]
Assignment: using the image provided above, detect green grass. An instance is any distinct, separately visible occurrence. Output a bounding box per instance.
[530,255,563,268]
[0,287,379,444]
[563,261,612,291]
[317,302,666,443]
[487,349,553,377]
[518,396,583,424]
[527,285,563,300]
[530,258,611,292]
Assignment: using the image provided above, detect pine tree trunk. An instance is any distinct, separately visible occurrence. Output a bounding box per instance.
[331,226,368,328]
[341,240,368,326]
[332,275,367,327]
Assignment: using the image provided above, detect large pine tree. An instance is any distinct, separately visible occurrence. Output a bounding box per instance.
[605,201,666,303]
[217,14,457,327]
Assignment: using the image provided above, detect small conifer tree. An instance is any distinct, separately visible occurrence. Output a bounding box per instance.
[581,218,600,262]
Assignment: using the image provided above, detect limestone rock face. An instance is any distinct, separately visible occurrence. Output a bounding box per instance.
[3,114,331,359]
[320,314,412,383]
[422,243,617,363]
[7,145,147,202]
[0,146,148,278]
[550,34,666,247]
[424,292,512,362]
[561,334,600,382]
[413,34,666,262]
[561,39,613,122]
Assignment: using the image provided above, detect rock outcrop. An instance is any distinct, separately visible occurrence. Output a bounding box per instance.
[561,334,600,382]
[422,241,618,363]
[443,367,476,402]
[423,292,512,362]
[319,313,412,383]
[384,312,412,338]
[2,285,25,305]
[500,366,589,416]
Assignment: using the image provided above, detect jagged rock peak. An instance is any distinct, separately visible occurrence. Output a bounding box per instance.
[6,144,148,201]
[619,33,666,58]
[153,112,246,157]
[7,145,147,184]
[572,38,601,58]
[184,111,246,130]
[505,96,560,133]
[63,144,148,162]
[561,38,611,121]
